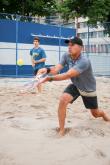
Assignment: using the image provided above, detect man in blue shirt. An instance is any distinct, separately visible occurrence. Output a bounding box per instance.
[38,37,110,136]
[30,37,46,92]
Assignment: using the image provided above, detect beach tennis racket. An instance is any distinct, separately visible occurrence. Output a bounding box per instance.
[19,73,47,93]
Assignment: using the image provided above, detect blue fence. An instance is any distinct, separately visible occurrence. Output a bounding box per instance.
[0,13,110,77]
[0,13,76,77]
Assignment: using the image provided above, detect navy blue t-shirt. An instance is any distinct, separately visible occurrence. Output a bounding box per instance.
[30,47,46,70]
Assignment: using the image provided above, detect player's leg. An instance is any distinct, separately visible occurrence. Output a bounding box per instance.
[90,109,110,121]
[58,93,73,136]
[34,69,42,93]
[82,96,110,121]
[58,84,80,136]
[37,83,42,93]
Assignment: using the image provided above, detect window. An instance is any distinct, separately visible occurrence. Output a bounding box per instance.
[98,44,107,53]
[84,44,110,53]
[89,32,97,38]
[107,44,110,53]
[98,31,104,38]
[79,22,87,28]
[78,32,88,39]
[91,45,96,53]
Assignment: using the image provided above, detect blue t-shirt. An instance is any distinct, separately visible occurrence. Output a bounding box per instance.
[30,47,46,70]
[60,53,96,92]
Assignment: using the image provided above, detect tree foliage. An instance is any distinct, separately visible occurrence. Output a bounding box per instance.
[57,0,110,35]
[0,0,56,16]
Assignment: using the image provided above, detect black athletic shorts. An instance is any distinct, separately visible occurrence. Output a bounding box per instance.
[33,69,38,76]
[64,84,98,109]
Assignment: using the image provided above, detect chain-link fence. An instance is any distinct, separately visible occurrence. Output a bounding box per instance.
[78,22,110,76]
[0,13,75,77]
[0,13,110,77]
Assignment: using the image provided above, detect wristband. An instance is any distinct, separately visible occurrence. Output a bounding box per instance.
[49,76,54,82]
[47,68,51,74]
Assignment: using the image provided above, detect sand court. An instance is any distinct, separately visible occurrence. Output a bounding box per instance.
[0,77,110,165]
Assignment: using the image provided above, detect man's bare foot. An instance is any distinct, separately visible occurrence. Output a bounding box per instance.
[55,127,65,136]
[103,113,110,121]
[58,129,65,136]
[56,127,71,136]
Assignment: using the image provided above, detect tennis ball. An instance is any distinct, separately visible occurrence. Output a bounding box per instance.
[17,59,24,66]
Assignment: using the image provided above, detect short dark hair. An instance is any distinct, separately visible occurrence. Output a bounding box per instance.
[33,37,40,42]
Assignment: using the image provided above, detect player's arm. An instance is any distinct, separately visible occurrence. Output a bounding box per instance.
[50,68,79,80]
[31,57,35,67]
[48,64,64,74]
[46,59,89,81]
[42,68,80,83]
[38,52,67,75]
[40,59,89,83]
[38,64,64,75]
[30,49,35,67]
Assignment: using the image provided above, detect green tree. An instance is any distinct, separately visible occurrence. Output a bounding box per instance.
[57,0,110,35]
[57,0,91,20]
[0,0,56,16]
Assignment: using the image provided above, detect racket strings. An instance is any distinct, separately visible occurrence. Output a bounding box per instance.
[19,73,47,94]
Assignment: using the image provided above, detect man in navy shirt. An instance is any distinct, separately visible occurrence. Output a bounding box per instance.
[30,37,46,92]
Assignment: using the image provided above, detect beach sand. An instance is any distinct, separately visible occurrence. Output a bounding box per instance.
[0,77,110,165]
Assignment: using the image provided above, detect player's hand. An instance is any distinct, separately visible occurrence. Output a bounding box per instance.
[37,68,47,75]
[32,59,36,67]
[32,59,37,64]
[39,76,50,84]
[32,63,35,67]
